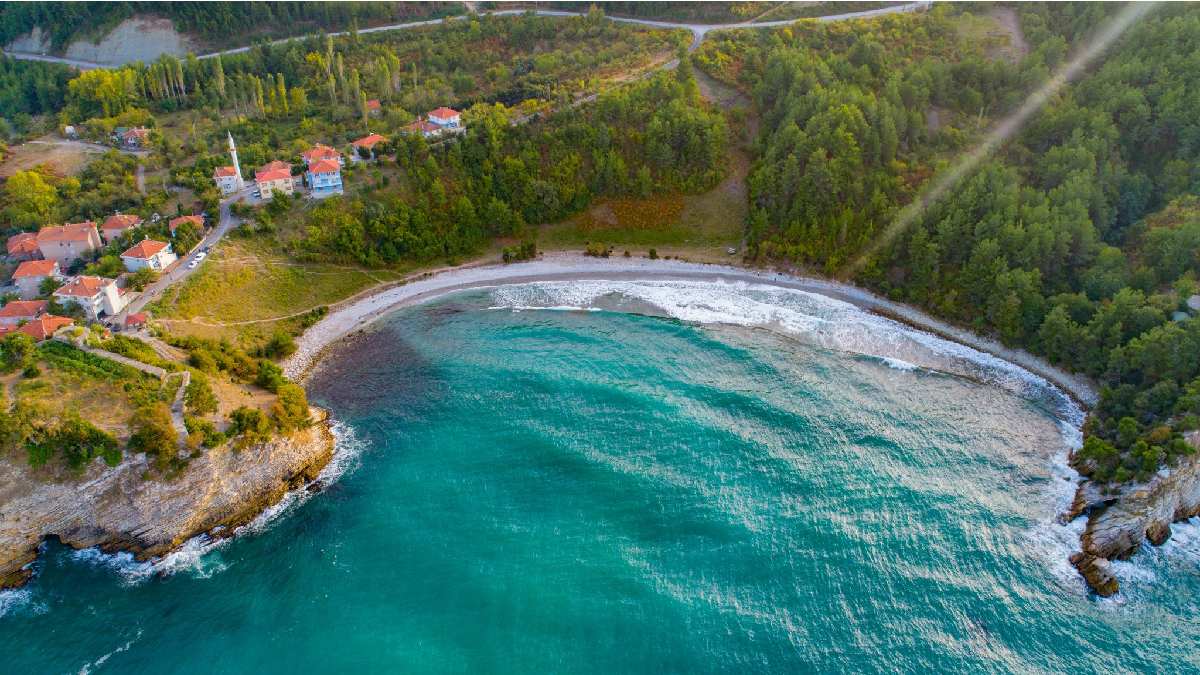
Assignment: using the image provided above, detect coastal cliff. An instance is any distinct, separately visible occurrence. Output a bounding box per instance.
[1067,444,1200,596]
[0,409,334,589]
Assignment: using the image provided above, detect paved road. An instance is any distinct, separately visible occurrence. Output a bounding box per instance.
[3,2,930,69]
[112,191,244,324]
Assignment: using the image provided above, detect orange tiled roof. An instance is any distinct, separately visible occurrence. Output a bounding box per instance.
[6,232,38,255]
[169,215,204,232]
[37,222,97,243]
[0,299,47,319]
[11,260,57,278]
[429,107,459,119]
[102,213,142,231]
[308,158,341,174]
[18,315,72,341]
[213,165,238,178]
[54,275,111,298]
[366,99,382,111]
[302,145,340,163]
[121,239,169,259]
[352,133,386,149]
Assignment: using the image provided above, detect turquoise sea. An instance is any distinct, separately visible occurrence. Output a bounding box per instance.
[4,279,1200,673]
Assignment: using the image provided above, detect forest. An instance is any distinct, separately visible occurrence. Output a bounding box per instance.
[274,63,725,266]
[701,3,1200,485]
[0,2,460,52]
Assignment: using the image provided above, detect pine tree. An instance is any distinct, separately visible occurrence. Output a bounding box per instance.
[213,55,226,98]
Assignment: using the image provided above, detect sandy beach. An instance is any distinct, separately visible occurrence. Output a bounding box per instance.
[283,253,1098,407]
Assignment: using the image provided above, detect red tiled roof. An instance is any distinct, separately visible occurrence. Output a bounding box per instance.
[429,107,459,119]
[213,165,238,178]
[126,312,148,327]
[403,120,440,134]
[18,315,72,341]
[0,299,47,319]
[308,158,341,174]
[54,275,112,298]
[366,99,382,110]
[256,168,291,182]
[121,239,169,259]
[102,213,142,231]
[352,133,386,149]
[169,215,204,233]
[122,127,149,141]
[302,144,340,163]
[37,222,97,243]
[6,232,39,255]
[11,259,57,278]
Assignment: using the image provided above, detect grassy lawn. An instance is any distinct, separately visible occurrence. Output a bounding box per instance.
[150,236,409,344]
[13,360,162,442]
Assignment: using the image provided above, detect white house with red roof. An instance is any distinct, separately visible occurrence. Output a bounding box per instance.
[119,127,150,148]
[100,213,143,243]
[36,222,102,264]
[11,259,60,299]
[121,238,177,272]
[255,160,295,199]
[0,299,48,325]
[305,158,343,196]
[402,120,442,139]
[14,314,73,341]
[428,107,461,129]
[53,275,126,320]
[5,232,40,261]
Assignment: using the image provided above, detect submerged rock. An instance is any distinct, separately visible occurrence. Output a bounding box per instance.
[0,408,335,589]
[1067,448,1200,596]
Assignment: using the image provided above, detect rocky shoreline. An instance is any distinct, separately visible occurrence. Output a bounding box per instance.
[0,408,334,589]
[1066,440,1200,596]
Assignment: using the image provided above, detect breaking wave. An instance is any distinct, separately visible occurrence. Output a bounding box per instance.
[488,279,1084,427]
[63,419,369,586]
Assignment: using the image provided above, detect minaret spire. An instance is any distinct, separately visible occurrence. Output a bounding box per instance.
[228,132,244,189]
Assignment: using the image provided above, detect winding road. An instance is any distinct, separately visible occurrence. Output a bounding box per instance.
[3,2,930,69]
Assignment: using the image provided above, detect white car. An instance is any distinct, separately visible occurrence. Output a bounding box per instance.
[194,251,207,261]
[187,259,199,270]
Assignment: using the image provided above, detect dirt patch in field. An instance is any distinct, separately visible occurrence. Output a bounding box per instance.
[0,139,102,178]
[989,7,1029,62]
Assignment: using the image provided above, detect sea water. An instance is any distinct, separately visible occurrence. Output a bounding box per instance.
[4,279,1200,673]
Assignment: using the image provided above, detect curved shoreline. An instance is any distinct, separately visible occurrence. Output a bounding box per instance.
[283,253,1098,408]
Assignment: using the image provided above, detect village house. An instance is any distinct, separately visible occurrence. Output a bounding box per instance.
[351,133,387,160]
[366,99,382,117]
[0,299,48,325]
[306,159,344,196]
[5,232,40,261]
[302,144,344,167]
[116,126,150,149]
[169,214,205,237]
[53,275,126,320]
[120,239,177,272]
[11,259,60,299]
[36,222,102,264]
[255,160,295,199]
[428,107,462,129]
[100,213,143,243]
[13,314,74,341]
[213,132,246,195]
[401,120,442,139]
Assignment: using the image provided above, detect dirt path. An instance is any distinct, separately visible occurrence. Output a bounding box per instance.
[990,7,1029,62]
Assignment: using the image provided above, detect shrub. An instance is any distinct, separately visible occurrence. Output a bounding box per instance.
[128,403,178,469]
[184,374,218,416]
[270,383,310,433]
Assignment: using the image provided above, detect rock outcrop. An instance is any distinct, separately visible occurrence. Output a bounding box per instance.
[1066,448,1200,596]
[0,409,334,589]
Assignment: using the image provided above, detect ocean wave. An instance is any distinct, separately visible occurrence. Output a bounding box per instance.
[488,279,1084,427]
[77,629,142,675]
[0,587,46,619]
[63,419,369,585]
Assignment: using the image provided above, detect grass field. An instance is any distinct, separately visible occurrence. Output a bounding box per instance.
[150,237,409,345]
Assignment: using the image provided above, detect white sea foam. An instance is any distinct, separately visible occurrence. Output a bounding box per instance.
[489,279,1083,425]
[77,629,142,675]
[0,587,46,618]
[63,419,369,585]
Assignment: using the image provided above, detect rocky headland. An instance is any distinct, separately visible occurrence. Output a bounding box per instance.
[0,409,334,589]
[1067,438,1200,596]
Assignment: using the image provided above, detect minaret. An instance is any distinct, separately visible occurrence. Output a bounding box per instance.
[228,132,244,189]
